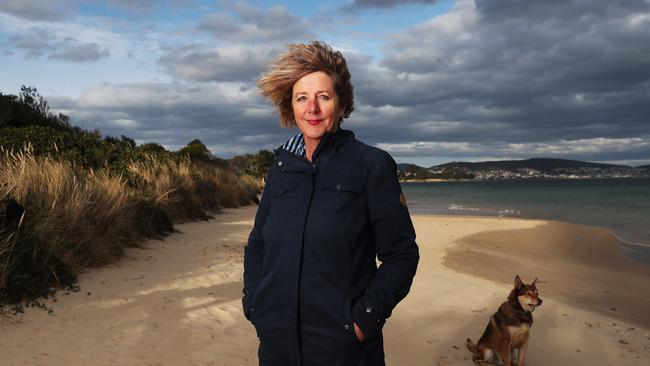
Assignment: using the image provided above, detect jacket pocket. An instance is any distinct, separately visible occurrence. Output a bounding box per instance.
[271,175,298,197]
[320,176,363,195]
[242,288,256,321]
[248,274,284,338]
[269,175,300,221]
[344,296,364,344]
[319,175,365,215]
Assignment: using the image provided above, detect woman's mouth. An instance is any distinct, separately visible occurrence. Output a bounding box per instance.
[307,119,323,126]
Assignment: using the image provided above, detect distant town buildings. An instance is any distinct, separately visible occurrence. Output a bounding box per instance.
[397,160,650,181]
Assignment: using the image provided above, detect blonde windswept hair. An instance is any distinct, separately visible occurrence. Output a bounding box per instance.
[257,40,355,128]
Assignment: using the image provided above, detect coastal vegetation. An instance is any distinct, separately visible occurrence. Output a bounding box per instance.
[230,150,275,180]
[0,87,261,310]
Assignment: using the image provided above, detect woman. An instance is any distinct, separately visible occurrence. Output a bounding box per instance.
[242,41,419,366]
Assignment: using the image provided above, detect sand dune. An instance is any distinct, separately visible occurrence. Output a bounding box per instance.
[1,205,648,365]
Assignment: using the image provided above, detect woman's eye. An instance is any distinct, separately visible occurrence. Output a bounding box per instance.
[297,96,307,102]
[318,94,330,100]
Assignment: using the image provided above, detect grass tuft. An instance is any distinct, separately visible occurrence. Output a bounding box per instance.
[0,147,260,308]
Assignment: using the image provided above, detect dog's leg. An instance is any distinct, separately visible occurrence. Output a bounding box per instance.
[511,348,518,364]
[467,339,483,365]
[501,342,511,366]
[517,340,529,366]
[494,352,504,366]
[471,347,482,365]
[483,347,494,364]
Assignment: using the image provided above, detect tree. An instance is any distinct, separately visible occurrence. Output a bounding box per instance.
[19,85,49,116]
[121,135,136,149]
[179,139,212,161]
[0,85,72,130]
[230,149,275,178]
[139,142,167,155]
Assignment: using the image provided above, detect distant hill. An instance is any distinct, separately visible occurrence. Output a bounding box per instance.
[433,158,628,173]
[637,164,650,171]
[396,163,431,176]
[397,158,648,180]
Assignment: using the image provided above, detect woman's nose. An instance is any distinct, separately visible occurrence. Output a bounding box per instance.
[308,98,320,113]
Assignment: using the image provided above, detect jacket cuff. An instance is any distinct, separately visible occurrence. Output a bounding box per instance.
[242,287,256,321]
[352,297,385,340]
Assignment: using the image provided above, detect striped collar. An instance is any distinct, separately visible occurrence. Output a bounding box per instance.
[280,132,306,157]
[279,128,346,158]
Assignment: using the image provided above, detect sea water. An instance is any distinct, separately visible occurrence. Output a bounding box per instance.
[401,178,650,265]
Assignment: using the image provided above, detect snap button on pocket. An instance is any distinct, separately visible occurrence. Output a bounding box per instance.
[322,178,363,194]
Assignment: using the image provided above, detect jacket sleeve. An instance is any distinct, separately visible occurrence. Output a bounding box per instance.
[242,169,272,321]
[352,151,419,339]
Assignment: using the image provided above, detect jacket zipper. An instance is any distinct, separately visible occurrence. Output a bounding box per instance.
[278,132,337,364]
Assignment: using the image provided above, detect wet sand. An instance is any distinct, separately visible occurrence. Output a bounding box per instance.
[443,220,650,329]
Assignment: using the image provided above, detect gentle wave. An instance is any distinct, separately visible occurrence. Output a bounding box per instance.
[448,203,521,217]
[448,203,481,211]
[498,209,521,217]
[609,230,650,248]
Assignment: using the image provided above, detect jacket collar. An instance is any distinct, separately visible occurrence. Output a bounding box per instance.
[280,132,306,157]
[274,128,353,169]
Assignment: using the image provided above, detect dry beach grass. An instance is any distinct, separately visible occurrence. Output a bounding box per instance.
[0,148,259,304]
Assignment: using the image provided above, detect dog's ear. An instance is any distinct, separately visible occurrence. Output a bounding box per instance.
[532,277,538,287]
[514,275,524,290]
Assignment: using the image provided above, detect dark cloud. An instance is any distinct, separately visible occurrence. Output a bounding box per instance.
[49,40,110,62]
[161,2,315,82]
[158,44,278,82]
[10,28,110,62]
[0,0,76,21]
[375,136,650,165]
[49,82,296,157]
[341,0,650,163]
[198,2,315,43]
[10,28,52,58]
[106,0,156,13]
[343,0,440,10]
[50,79,650,165]
[37,0,650,166]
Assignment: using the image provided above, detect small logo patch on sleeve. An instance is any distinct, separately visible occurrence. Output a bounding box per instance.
[399,192,408,208]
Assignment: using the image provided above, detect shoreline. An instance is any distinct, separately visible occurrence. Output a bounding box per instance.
[400,177,650,257]
[439,216,650,329]
[412,212,650,265]
[1,206,648,365]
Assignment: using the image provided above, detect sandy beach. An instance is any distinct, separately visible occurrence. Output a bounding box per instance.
[1,205,649,365]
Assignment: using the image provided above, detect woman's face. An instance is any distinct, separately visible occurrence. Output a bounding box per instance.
[292,71,341,144]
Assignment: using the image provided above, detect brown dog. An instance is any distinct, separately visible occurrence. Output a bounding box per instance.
[466,275,542,365]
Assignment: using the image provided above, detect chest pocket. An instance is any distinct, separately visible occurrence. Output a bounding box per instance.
[271,175,299,197]
[268,174,300,218]
[318,176,365,215]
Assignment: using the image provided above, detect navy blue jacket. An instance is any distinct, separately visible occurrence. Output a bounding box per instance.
[242,128,419,365]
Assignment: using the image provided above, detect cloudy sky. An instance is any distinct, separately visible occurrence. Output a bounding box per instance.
[1,0,649,167]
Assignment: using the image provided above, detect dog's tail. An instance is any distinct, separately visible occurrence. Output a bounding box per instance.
[466,338,478,353]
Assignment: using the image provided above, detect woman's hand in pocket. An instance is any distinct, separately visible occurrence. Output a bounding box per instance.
[354,322,365,342]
